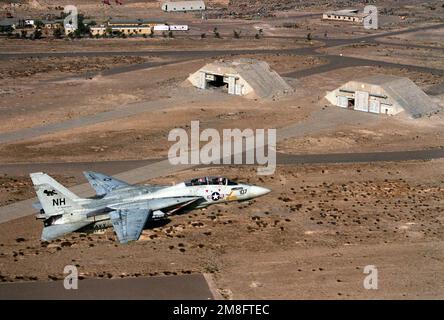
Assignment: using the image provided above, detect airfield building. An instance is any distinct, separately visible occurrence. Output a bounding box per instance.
[90,18,167,36]
[188,58,293,99]
[90,25,153,36]
[107,18,165,27]
[325,75,440,118]
[161,1,206,12]
[41,19,63,30]
[322,9,369,23]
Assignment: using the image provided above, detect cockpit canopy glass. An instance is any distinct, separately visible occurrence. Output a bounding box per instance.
[185,177,238,186]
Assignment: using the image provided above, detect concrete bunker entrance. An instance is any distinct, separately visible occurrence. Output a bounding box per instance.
[207,74,227,89]
[191,58,293,99]
[348,97,355,109]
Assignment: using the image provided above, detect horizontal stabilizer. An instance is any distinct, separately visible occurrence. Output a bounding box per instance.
[84,171,130,196]
[32,201,43,211]
[41,221,92,241]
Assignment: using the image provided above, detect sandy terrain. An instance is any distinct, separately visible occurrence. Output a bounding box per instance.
[0,51,331,164]
[0,36,308,53]
[0,92,305,162]
[0,55,158,79]
[0,0,443,300]
[0,58,204,133]
[322,43,444,70]
[237,53,327,74]
[0,174,76,207]
[0,161,443,299]
[0,49,328,134]
[378,28,444,48]
[278,111,444,155]
[0,51,442,164]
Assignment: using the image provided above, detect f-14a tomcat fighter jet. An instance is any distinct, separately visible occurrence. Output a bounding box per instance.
[30,172,270,244]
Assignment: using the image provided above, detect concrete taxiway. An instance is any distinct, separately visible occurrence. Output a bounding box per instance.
[0,147,443,224]
[0,274,217,300]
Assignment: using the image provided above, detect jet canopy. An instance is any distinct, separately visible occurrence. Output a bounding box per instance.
[185,176,238,186]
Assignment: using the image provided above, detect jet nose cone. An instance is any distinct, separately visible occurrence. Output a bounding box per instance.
[250,186,271,198]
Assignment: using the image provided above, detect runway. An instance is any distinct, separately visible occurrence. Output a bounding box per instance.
[0,274,216,300]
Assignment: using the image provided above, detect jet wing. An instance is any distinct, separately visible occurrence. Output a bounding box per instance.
[108,197,203,243]
[84,171,131,196]
[109,209,151,244]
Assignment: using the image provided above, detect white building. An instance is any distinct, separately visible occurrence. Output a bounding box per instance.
[64,23,77,35]
[161,1,206,12]
[24,19,35,26]
[322,9,369,23]
[153,24,189,31]
[325,75,440,118]
[90,25,153,36]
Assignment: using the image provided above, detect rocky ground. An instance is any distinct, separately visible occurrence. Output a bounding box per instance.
[0,161,442,299]
[0,175,35,207]
[322,42,444,71]
[0,174,76,207]
[278,113,444,154]
[0,56,156,80]
[0,0,443,299]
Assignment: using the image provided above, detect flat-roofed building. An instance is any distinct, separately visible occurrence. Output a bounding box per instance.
[41,19,63,29]
[107,18,165,27]
[322,9,369,23]
[161,1,205,12]
[90,18,168,36]
[90,25,153,36]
